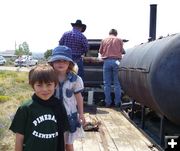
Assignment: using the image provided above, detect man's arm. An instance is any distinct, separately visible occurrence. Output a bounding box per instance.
[81,35,89,53]
[59,33,65,45]
[122,48,126,54]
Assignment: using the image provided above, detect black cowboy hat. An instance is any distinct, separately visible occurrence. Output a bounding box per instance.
[71,19,86,32]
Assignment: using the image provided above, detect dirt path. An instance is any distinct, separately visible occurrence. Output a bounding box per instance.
[0,66,31,72]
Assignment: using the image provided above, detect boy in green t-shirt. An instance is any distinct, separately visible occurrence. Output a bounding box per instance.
[10,64,69,151]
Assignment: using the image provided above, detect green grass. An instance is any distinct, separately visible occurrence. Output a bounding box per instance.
[0,70,33,151]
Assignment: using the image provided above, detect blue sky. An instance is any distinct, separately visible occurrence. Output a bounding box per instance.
[0,0,180,52]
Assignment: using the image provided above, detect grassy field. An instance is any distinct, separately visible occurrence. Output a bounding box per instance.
[0,70,33,151]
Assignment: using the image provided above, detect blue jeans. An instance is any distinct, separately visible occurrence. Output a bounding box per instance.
[75,58,84,81]
[103,59,121,106]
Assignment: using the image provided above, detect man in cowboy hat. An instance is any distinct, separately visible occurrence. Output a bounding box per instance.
[59,19,88,80]
[71,19,86,33]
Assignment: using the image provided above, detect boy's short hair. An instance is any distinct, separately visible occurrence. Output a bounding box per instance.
[29,64,59,87]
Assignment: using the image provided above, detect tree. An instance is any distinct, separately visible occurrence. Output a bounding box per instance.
[15,41,32,56]
[44,49,52,59]
[22,42,31,55]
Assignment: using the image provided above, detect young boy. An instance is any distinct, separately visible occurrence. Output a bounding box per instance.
[9,64,68,151]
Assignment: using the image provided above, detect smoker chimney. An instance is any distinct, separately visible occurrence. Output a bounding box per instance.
[149,4,157,41]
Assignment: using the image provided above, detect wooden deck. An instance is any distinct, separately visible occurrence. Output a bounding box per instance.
[74,107,160,151]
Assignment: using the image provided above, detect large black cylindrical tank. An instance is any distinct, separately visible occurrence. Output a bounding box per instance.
[119,34,180,125]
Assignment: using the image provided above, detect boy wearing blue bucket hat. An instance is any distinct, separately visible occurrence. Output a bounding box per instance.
[48,45,85,151]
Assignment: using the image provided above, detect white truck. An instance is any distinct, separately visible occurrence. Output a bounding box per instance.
[14,55,38,67]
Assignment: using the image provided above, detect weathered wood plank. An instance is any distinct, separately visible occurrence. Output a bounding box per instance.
[97,109,134,151]
[74,107,159,151]
[74,139,83,151]
[109,109,156,150]
[82,132,101,151]
[98,121,118,151]
[94,131,105,151]
[102,108,157,151]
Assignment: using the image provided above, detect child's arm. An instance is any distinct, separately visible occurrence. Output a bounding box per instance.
[15,133,24,151]
[75,93,85,125]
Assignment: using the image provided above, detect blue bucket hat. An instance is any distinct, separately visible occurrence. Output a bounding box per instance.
[48,45,74,64]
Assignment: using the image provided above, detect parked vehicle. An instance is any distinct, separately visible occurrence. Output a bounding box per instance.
[0,56,6,65]
[14,55,38,67]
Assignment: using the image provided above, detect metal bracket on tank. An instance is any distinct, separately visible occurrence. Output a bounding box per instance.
[159,114,165,147]
[141,105,146,129]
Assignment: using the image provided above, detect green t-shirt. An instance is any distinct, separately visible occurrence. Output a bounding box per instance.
[10,99,65,151]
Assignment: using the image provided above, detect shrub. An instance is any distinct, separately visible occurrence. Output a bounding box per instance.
[0,96,10,103]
